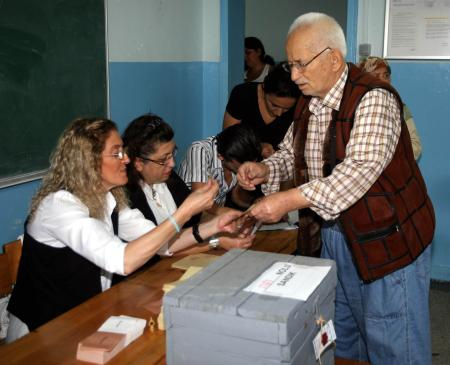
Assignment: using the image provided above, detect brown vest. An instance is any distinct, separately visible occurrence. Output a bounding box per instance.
[293,63,435,282]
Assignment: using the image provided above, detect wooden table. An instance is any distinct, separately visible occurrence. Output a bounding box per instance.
[0,229,368,365]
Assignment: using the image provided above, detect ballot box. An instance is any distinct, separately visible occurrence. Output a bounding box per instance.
[164,249,337,365]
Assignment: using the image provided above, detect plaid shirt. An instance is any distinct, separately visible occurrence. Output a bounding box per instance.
[262,65,401,220]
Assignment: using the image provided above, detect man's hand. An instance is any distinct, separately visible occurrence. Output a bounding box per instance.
[237,162,269,191]
[246,189,310,223]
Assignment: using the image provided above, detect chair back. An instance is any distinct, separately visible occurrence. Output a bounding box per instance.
[0,240,22,297]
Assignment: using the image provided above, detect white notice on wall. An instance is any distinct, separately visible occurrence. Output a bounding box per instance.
[244,262,331,301]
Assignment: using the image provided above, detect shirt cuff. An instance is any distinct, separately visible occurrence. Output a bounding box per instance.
[298,183,339,221]
[261,160,281,195]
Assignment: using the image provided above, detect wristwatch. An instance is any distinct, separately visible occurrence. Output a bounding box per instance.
[208,235,220,250]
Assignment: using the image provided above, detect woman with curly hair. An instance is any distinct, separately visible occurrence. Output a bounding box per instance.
[6,117,240,342]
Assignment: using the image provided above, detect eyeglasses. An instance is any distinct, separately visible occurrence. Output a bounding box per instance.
[104,149,128,160]
[140,147,178,166]
[283,47,331,72]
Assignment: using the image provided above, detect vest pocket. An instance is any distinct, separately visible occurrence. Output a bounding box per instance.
[356,223,399,243]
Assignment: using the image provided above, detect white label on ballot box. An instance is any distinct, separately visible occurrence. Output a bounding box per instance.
[244,262,331,301]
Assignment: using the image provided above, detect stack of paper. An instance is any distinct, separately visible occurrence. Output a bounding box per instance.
[98,315,146,346]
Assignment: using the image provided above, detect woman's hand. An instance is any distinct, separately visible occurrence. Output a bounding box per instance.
[212,209,244,234]
[218,234,255,250]
[182,179,219,216]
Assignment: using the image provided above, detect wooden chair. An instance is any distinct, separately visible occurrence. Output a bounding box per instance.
[0,239,22,298]
[0,239,22,343]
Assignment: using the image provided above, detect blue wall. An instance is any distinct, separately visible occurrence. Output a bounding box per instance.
[0,181,40,243]
[392,62,450,280]
[109,61,208,155]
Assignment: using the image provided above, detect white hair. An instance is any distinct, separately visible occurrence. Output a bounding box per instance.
[287,12,347,58]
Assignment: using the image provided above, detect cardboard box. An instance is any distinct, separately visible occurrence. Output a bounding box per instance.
[164,249,337,365]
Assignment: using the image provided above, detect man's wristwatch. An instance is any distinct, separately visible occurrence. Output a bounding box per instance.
[208,235,220,250]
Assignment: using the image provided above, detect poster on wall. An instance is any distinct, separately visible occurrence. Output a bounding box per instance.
[384,0,450,59]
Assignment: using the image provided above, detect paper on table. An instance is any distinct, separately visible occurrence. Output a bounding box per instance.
[244,262,331,301]
[98,315,146,347]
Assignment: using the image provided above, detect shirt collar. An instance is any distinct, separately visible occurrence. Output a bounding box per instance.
[310,64,348,112]
[105,191,117,217]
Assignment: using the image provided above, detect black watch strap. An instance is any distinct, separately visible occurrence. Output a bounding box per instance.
[192,223,204,244]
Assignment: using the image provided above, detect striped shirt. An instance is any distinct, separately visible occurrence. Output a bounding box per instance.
[262,65,401,221]
[177,137,237,206]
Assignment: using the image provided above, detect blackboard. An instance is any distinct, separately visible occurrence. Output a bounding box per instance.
[0,0,107,183]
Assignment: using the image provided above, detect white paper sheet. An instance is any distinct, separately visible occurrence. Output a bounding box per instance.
[244,262,331,301]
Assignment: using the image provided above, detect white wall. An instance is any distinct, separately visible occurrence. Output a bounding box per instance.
[245,0,348,62]
[107,0,220,62]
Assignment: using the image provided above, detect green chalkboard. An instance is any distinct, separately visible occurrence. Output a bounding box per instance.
[0,0,107,181]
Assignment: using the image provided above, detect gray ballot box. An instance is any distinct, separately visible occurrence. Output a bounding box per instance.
[164,249,337,365]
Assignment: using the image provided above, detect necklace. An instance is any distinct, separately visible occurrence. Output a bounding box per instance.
[148,185,163,208]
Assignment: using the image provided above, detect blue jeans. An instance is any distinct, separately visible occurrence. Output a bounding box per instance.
[321,223,432,365]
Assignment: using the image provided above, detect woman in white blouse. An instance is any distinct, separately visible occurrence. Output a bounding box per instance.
[7,117,240,342]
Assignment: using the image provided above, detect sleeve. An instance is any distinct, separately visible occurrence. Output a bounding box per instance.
[299,89,402,220]
[261,123,296,195]
[118,206,155,242]
[40,194,129,275]
[403,105,422,160]
[177,142,212,184]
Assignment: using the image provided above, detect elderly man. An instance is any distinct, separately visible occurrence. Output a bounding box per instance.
[237,13,435,365]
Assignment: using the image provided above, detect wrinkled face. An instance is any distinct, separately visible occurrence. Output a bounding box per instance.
[135,139,176,185]
[370,65,391,84]
[286,27,337,99]
[101,130,129,191]
[245,48,261,68]
[264,94,297,117]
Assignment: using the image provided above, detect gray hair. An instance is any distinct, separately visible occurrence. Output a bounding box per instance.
[287,12,347,58]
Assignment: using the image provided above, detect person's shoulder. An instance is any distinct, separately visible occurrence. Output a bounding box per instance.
[125,182,145,205]
[168,171,188,185]
[402,104,413,120]
[167,171,191,196]
[47,190,83,207]
[189,137,215,149]
[231,81,257,95]
[35,190,89,221]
